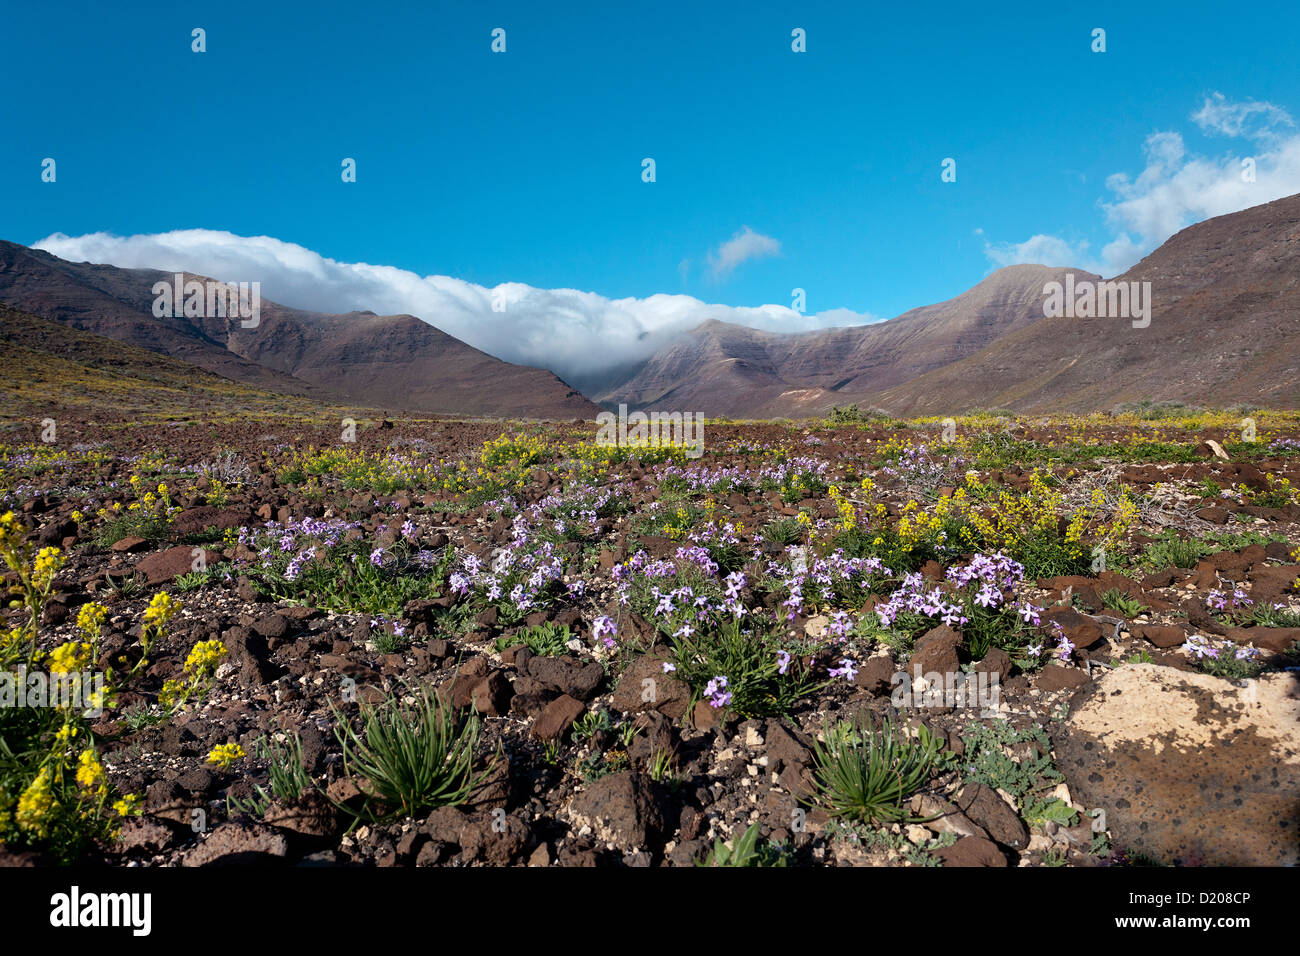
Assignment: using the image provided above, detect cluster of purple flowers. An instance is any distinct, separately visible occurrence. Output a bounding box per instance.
[704,675,732,708]
[448,516,581,612]
[528,484,625,539]
[875,573,968,628]
[828,658,859,681]
[876,553,1042,632]
[1207,587,1253,614]
[758,456,831,492]
[656,463,754,495]
[592,615,618,649]
[1181,634,1260,662]
[879,442,964,488]
[611,546,749,621]
[766,551,891,621]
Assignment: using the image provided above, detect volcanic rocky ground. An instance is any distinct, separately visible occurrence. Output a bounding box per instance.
[2,413,1298,867]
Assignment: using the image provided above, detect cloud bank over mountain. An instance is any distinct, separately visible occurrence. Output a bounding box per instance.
[32,229,878,387]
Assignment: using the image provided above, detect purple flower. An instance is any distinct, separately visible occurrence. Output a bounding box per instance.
[704,675,732,708]
[592,615,618,649]
[828,658,858,681]
[777,650,791,675]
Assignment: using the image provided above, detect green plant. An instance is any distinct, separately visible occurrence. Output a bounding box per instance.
[808,715,941,825]
[761,516,805,546]
[1247,604,1300,627]
[1138,535,1208,571]
[542,739,562,766]
[175,564,227,592]
[669,618,826,720]
[227,732,315,817]
[1023,795,1078,829]
[495,621,573,658]
[648,747,677,784]
[100,571,145,599]
[696,823,789,867]
[332,687,491,822]
[960,720,1062,804]
[1100,588,1147,617]
[571,708,614,742]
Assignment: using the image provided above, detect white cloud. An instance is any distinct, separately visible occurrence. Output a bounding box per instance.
[983,233,1102,274]
[32,229,876,386]
[983,93,1300,277]
[1192,91,1294,141]
[708,226,781,277]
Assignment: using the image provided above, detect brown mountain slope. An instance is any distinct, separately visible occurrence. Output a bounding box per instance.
[601,265,1091,418]
[0,302,341,421]
[0,242,598,419]
[868,193,1300,415]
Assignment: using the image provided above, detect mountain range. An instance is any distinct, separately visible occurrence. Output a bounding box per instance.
[3,191,1298,420]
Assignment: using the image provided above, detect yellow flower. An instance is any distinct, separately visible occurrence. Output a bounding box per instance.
[183,638,227,676]
[159,678,185,708]
[48,641,92,674]
[55,722,79,747]
[112,794,141,817]
[143,591,180,627]
[16,767,55,838]
[76,601,108,637]
[76,749,107,795]
[32,546,64,588]
[206,743,245,770]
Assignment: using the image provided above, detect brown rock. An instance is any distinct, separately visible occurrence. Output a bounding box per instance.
[1052,664,1300,865]
[134,545,220,584]
[1134,624,1188,649]
[609,655,691,719]
[936,836,1007,867]
[1036,664,1090,692]
[909,625,962,677]
[530,694,586,740]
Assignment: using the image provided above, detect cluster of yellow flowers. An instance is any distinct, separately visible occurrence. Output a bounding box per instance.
[143,591,179,628]
[75,750,107,798]
[13,767,54,840]
[32,546,64,589]
[183,638,227,676]
[895,495,959,553]
[662,506,693,540]
[827,486,857,533]
[76,601,107,637]
[94,477,179,533]
[160,635,227,710]
[1243,473,1300,507]
[205,743,245,771]
[1,512,68,664]
[48,640,93,674]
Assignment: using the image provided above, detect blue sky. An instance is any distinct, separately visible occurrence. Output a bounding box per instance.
[3,0,1299,383]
